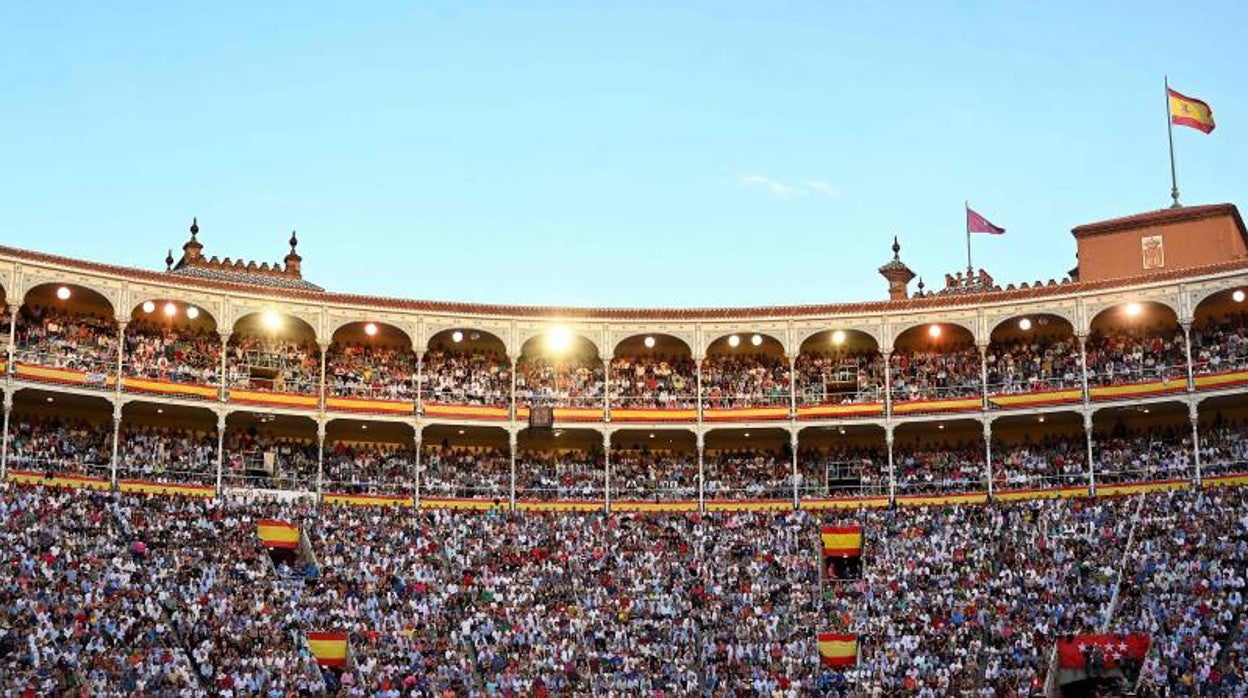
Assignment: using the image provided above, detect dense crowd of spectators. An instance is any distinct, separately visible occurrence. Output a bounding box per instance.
[797,445,888,498]
[124,320,221,386]
[705,449,792,499]
[610,450,699,501]
[894,442,986,494]
[890,347,983,402]
[120,425,217,484]
[322,441,414,494]
[226,335,321,394]
[222,432,319,491]
[5,414,111,478]
[609,355,698,409]
[0,486,1243,695]
[1086,328,1188,387]
[993,435,1088,489]
[421,347,512,407]
[986,336,1082,394]
[419,446,511,500]
[795,351,885,405]
[1095,426,1196,484]
[516,355,604,407]
[1193,314,1248,375]
[701,354,790,408]
[15,306,117,375]
[517,450,602,499]
[326,343,418,401]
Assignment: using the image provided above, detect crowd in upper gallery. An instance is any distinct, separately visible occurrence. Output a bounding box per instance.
[7,287,1248,412]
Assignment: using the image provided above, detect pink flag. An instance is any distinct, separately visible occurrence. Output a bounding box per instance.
[966,206,1005,235]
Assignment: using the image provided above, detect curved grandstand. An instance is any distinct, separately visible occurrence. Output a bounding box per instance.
[1,204,1247,695]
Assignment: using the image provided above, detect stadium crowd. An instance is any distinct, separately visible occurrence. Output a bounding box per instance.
[609,355,698,409]
[326,343,418,401]
[225,336,321,394]
[124,320,221,386]
[889,347,983,402]
[421,347,512,407]
[795,351,886,405]
[701,355,790,408]
[14,306,117,375]
[516,356,604,407]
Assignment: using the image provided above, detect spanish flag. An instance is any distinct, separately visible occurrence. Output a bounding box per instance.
[1169,87,1215,133]
[306,632,349,668]
[821,525,863,557]
[256,519,300,549]
[817,633,858,667]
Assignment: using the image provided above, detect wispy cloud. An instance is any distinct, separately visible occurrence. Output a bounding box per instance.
[737,174,838,199]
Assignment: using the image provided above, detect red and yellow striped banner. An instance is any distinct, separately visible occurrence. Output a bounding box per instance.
[891,396,983,415]
[797,402,884,419]
[306,632,349,668]
[516,406,604,422]
[324,492,412,507]
[15,362,116,388]
[895,491,989,507]
[1097,479,1190,497]
[422,403,510,420]
[6,469,111,491]
[988,388,1083,409]
[611,500,700,513]
[993,485,1089,502]
[256,519,300,548]
[515,499,604,512]
[817,633,858,667]
[610,407,698,422]
[1194,370,1248,390]
[1089,379,1187,401]
[1204,473,1248,488]
[419,497,506,511]
[801,496,891,510]
[325,396,413,415]
[704,498,792,512]
[702,406,789,422]
[119,480,215,497]
[229,388,318,409]
[821,525,863,556]
[122,376,219,399]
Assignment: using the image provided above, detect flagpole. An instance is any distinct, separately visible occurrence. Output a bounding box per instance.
[964,200,973,278]
[1165,76,1181,208]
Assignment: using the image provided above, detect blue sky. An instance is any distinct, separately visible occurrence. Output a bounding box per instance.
[1,2,1244,308]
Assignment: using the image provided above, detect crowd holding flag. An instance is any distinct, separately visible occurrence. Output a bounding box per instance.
[306,632,350,668]
[256,519,300,549]
[817,633,859,667]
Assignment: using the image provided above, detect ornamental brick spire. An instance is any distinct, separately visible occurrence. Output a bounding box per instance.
[877,236,916,301]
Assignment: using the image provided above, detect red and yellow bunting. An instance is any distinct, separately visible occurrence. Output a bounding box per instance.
[705,498,792,512]
[817,633,858,667]
[122,377,218,399]
[1195,370,1248,390]
[256,519,300,548]
[1205,473,1248,488]
[6,469,111,491]
[895,491,989,507]
[802,496,891,510]
[821,525,863,557]
[702,406,789,422]
[1089,379,1187,401]
[306,632,349,668]
[797,402,884,419]
[515,499,604,512]
[323,492,411,507]
[891,396,982,415]
[611,499,700,513]
[610,407,698,422]
[422,403,510,420]
[229,388,318,409]
[419,497,507,511]
[988,388,1082,409]
[15,362,116,388]
[516,406,604,422]
[1097,479,1190,497]
[993,485,1088,502]
[119,480,215,497]
[325,396,413,415]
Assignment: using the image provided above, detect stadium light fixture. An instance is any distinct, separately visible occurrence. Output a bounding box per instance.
[1018,318,1032,331]
[743,432,750,438]
[186,306,200,320]
[1124,302,1143,318]
[1038,415,1046,423]
[831,330,846,345]
[163,302,177,317]
[1233,290,1246,303]
[56,286,71,301]
[727,334,741,348]
[262,310,282,330]
[142,300,156,314]
[451,330,464,343]
[750,334,763,346]
[364,323,378,336]
[928,324,942,339]
[644,336,656,349]
[547,326,574,353]
[457,429,465,435]
[46,396,54,403]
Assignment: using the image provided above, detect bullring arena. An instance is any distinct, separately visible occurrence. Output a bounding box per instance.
[1,204,1245,695]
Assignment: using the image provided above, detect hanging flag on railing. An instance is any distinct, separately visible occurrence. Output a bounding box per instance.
[817,633,858,667]
[821,525,863,557]
[306,632,350,667]
[256,519,300,549]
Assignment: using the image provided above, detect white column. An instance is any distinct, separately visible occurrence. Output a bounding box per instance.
[603,431,611,513]
[0,391,12,479]
[114,319,127,397]
[602,358,611,422]
[318,341,329,409]
[414,344,423,415]
[696,430,705,512]
[1078,334,1090,402]
[1084,411,1096,496]
[1181,321,1196,392]
[109,402,122,487]
[1189,401,1202,487]
[413,428,423,507]
[218,331,231,402]
[510,357,519,421]
[790,428,800,510]
[882,350,893,419]
[695,357,705,423]
[5,303,17,367]
[315,420,326,499]
[788,355,798,418]
[886,426,896,504]
[508,429,518,510]
[978,343,990,410]
[215,411,227,495]
[983,418,993,499]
